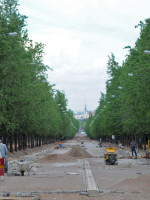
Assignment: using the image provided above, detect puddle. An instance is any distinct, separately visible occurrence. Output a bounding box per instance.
[65,172,79,175]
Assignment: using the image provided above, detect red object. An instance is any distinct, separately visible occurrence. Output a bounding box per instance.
[0,158,4,176]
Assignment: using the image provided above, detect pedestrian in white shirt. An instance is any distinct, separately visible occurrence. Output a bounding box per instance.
[0,139,8,173]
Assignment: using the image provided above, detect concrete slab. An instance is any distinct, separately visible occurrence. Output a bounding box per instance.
[84,159,99,197]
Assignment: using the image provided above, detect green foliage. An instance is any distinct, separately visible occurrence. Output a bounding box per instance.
[87,18,150,139]
[0,0,78,141]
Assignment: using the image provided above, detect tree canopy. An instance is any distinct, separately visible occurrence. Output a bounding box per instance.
[0,0,79,151]
[86,18,150,145]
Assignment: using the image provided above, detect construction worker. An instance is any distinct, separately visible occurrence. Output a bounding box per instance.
[130,139,137,158]
[0,139,8,173]
[58,141,62,148]
[99,138,103,147]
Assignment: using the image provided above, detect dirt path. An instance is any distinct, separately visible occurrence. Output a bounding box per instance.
[0,136,150,200]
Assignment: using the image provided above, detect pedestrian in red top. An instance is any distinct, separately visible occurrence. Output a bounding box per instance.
[59,141,62,148]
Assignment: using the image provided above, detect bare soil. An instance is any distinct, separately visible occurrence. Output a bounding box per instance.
[7,143,56,162]
[2,138,150,200]
[67,145,93,158]
[110,174,150,193]
[40,173,150,200]
[38,145,93,163]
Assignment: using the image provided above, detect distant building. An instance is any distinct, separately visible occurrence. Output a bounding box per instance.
[74,104,89,120]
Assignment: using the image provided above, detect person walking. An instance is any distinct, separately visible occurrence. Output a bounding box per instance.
[130,139,137,158]
[0,139,8,173]
[99,138,103,147]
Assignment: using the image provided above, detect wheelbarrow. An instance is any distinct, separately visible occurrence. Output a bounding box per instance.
[104,147,118,165]
[18,160,30,176]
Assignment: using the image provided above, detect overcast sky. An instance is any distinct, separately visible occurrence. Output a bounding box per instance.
[19,0,150,112]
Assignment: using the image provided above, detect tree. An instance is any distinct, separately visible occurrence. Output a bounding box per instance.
[0,0,78,151]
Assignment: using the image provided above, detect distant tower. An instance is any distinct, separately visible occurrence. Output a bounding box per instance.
[84,104,87,115]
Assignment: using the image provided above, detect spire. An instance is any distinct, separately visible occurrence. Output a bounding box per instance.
[84,104,87,114]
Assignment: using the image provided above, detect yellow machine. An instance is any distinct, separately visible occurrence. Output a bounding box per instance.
[104,147,118,165]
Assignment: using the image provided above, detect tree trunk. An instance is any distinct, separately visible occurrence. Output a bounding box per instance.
[15,133,17,152]
[10,133,13,153]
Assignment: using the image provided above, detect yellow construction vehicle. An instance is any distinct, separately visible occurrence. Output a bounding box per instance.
[104,147,118,165]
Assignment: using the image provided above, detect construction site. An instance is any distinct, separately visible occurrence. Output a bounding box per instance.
[0,134,150,200]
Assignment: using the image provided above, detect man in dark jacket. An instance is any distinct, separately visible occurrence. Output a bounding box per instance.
[130,139,137,158]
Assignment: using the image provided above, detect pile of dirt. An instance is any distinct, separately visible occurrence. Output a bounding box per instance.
[38,153,73,163]
[38,145,93,163]
[67,145,92,158]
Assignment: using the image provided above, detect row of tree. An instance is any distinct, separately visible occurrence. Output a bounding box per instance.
[0,0,79,152]
[85,18,150,149]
